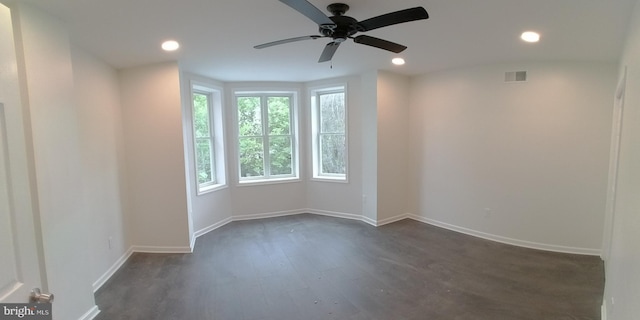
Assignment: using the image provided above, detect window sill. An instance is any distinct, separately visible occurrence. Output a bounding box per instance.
[238,177,301,187]
[311,176,348,183]
[197,183,228,196]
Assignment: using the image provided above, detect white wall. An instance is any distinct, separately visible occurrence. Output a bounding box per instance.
[359,71,378,222]
[180,73,232,235]
[10,3,97,318]
[71,46,128,288]
[377,71,410,223]
[119,62,191,250]
[179,76,369,235]
[602,0,640,318]
[190,186,232,235]
[225,82,308,218]
[409,61,616,253]
[306,76,364,218]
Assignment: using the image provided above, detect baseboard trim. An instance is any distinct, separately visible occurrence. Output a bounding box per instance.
[189,234,196,253]
[601,301,608,320]
[360,216,378,226]
[193,217,233,239]
[92,247,134,292]
[407,214,601,256]
[78,305,100,320]
[93,244,193,293]
[307,208,370,224]
[191,210,370,242]
[233,209,304,221]
[130,245,193,254]
[376,213,410,227]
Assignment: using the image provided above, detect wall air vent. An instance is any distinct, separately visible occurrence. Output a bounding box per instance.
[505,71,527,82]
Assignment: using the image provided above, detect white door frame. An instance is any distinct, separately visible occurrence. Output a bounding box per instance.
[0,3,47,303]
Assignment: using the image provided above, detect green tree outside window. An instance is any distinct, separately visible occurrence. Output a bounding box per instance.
[193,92,215,185]
[237,94,294,180]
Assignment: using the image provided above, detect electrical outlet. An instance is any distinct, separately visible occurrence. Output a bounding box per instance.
[610,296,615,315]
[108,237,113,250]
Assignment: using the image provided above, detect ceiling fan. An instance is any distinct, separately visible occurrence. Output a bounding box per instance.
[254,0,429,63]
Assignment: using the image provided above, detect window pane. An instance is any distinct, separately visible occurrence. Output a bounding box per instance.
[196,138,213,184]
[237,97,262,136]
[193,93,210,138]
[239,137,264,178]
[319,92,345,133]
[269,136,292,175]
[268,97,291,135]
[320,134,346,174]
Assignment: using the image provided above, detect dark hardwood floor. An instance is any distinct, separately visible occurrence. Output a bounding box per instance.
[95,214,604,320]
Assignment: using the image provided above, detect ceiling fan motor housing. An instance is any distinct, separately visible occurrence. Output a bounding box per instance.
[320,3,359,41]
[327,3,349,15]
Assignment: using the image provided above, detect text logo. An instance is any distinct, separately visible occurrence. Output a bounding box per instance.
[0,304,51,320]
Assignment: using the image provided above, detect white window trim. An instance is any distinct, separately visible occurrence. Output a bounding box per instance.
[190,80,227,195]
[234,90,300,185]
[309,84,349,183]
[192,89,216,189]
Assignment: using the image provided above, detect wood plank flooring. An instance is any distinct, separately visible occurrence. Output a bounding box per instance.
[95,214,604,320]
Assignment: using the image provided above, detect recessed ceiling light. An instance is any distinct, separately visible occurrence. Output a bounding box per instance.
[520,31,540,43]
[392,57,405,65]
[161,40,180,51]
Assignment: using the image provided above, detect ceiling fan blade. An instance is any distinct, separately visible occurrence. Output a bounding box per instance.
[279,0,335,26]
[357,7,429,32]
[353,35,407,53]
[318,42,341,62]
[254,35,323,49]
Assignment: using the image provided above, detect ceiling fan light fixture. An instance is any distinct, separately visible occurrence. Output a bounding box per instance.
[520,31,540,43]
[392,57,405,65]
[161,40,180,51]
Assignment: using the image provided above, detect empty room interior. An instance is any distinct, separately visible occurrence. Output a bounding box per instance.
[1,0,640,319]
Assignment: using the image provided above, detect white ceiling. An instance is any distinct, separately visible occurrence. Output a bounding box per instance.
[22,0,637,82]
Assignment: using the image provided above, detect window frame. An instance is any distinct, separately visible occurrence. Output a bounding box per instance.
[234,90,300,184]
[189,80,227,195]
[310,84,349,182]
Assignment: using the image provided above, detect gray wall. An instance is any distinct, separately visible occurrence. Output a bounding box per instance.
[408,61,617,254]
